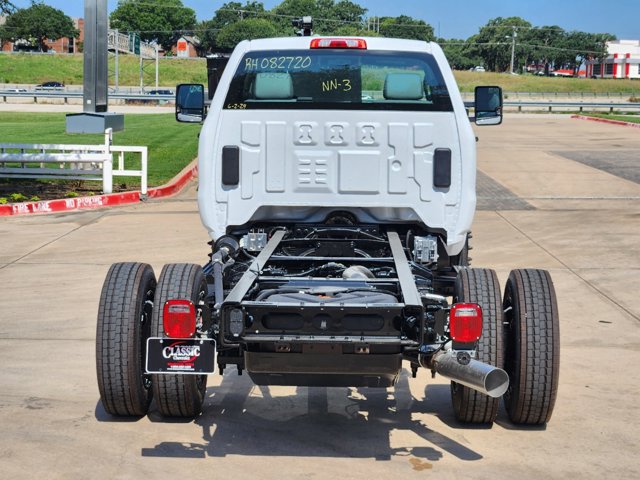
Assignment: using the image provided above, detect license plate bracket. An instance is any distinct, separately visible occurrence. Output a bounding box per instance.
[146,338,215,374]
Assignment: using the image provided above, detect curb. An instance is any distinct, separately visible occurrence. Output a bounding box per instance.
[0,160,198,217]
[571,115,640,128]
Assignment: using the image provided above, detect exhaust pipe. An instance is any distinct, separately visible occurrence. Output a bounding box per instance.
[427,351,509,398]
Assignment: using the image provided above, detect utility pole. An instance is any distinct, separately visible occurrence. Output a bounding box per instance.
[509,26,517,74]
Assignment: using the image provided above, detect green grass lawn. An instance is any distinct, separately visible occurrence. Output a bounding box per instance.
[0,112,200,190]
[454,71,640,94]
[0,53,207,87]
[2,53,640,95]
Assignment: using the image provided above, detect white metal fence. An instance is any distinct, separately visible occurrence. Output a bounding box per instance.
[0,129,148,195]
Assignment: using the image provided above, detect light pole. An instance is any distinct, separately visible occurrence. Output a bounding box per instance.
[67,0,124,133]
[509,26,517,74]
[83,0,108,113]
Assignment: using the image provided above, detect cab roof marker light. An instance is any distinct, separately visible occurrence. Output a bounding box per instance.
[310,38,367,49]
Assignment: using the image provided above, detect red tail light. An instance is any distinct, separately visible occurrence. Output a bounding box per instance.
[163,299,196,338]
[310,38,367,49]
[450,303,483,343]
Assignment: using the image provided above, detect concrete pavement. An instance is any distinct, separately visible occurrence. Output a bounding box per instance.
[1,115,639,479]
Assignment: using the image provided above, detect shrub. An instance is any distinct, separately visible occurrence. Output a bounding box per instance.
[9,193,27,202]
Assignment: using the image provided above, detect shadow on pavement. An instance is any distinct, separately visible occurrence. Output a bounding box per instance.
[140,369,483,462]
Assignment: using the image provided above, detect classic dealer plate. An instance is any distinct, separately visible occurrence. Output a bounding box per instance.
[146,338,215,374]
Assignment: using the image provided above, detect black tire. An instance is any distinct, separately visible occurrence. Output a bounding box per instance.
[96,262,156,416]
[151,263,208,418]
[451,267,503,423]
[503,269,559,425]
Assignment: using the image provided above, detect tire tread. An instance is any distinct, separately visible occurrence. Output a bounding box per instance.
[151,263,207,418]
[451,267,503,424]
[96,262,155,416]
[504,269,559,425]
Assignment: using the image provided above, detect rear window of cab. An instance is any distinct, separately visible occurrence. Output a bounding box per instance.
[223,49,452,111]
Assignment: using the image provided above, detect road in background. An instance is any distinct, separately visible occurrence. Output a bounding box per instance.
[1,115,639,479]
[0,103,173,114]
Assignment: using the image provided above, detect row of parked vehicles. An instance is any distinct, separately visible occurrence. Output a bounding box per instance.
[3,84,175,95]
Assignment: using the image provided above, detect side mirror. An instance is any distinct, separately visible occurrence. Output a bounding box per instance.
[176,83,205,123]
[474,86,502,126]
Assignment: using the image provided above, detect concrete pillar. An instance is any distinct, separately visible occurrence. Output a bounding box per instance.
[83,0,108,113]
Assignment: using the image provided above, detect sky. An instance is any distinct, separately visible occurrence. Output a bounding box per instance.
[10,0,640,40]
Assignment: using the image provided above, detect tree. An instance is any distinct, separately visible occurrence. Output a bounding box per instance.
[561,31,615,75]
[438,38,481,71]
[324,1,366,34]
[198,1,266,53]
[470,17,532,72]
[331,1,367,23]
[271,0,318,34]
[271,0,366,35]
[523,26,567,74]
[378,15,434,42]
[216,18,278,49]
[110,0,196,52]
[2,2,78,52]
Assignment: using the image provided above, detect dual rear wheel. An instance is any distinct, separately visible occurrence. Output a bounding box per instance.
[452,267,559,425]
[96,262,208,418]
[96,262,559,425]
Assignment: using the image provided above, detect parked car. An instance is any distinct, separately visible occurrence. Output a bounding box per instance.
[35,81,64,90]
[142,89,175,105]
[473,66,486,72]
[146,89,174,96]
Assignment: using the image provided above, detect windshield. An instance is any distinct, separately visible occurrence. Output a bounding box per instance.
[224,49,452,111]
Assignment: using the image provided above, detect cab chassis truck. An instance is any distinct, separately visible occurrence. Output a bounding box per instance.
[96,36,559,425]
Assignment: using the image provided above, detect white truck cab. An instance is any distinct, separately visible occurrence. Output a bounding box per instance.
[177,36,502,259]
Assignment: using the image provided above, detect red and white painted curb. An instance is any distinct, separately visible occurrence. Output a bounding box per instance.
[572,115,640,128]
[0,160,198,217]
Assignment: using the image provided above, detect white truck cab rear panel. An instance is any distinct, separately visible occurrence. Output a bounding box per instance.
[198,37,476,255]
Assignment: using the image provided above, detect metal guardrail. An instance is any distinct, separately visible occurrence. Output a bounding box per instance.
[1,91,640,111]
[503,101,640,113]
[460,91,640,100]
[506,91,639,98]
[0,91,175,103]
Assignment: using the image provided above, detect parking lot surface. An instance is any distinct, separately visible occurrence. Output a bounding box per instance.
[1,115,639,479]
